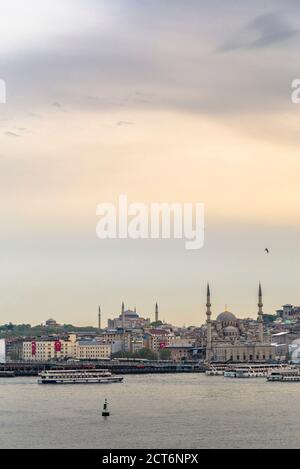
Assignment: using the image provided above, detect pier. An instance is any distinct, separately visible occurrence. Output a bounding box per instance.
[0,361,206,377]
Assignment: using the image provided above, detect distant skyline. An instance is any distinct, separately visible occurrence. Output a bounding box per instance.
[0,0,299,325]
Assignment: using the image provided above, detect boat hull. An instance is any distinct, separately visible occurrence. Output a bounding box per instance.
[267,376,300,382]
[38,377,123,384]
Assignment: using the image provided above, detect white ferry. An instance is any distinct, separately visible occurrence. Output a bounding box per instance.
[267,369,300,382]
[38,369,123,384]
[224,364,292,379]
[205,365,226,376]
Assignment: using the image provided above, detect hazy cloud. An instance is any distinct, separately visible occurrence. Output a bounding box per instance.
[116,121,134,126]
[4,131,20,137]
[0,1,298,119]
[220,12,299,51]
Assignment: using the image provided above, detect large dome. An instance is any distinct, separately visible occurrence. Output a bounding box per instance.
[217,311,237,323]
[124,310,139,318]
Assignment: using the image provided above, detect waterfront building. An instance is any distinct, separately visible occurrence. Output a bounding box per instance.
[200,283,276,363]
[99,329,131,353]
[22,334,77,361]
[5,338,23,362]
[165,344,194,362]
[22,333,115,361]
[289,339,300,363]
[276,304,300,321]
[271,330,300,361]
[172,337,196,346]
[0,339,5,363]
[131,336,144,354]
[75,340,112,360]
[143,329,175,353]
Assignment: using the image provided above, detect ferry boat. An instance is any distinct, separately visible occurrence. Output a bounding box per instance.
[224,364,292,379]
[206,369,224,376]
[267,369,300,382]
[205,365,226,376]
[38,369,123,384]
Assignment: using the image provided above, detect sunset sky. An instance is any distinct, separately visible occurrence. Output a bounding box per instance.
[0,0,299,326]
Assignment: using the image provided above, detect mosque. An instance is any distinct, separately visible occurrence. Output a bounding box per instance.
[198,284,276,363]
[107,303,151,329]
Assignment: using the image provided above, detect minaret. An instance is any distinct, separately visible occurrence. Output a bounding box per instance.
[206,283,212,363]
[98,306,101,330]
[258,283,264,343]
[121,302,126,352]
[155,303,159,323]
[121,302,125,329]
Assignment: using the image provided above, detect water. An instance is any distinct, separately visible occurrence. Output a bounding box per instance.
[0,374,299,449]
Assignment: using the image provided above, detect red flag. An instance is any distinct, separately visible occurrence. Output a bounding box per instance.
[159,342,166,349]
[55,341,61,352]
[32,341,36,356]
[54,340,61,352]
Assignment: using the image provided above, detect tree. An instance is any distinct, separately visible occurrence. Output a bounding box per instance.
[134,348,157,360]
[111,351,134,359]
[263,314,277,323]
[159,348,171,360]
[150,321,163,327]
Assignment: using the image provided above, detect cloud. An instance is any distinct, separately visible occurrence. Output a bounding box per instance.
[1,1,300,120]
[220,12,299,52]
[116,121,134,126]
[28,112,42,118]
[4,131,20,137]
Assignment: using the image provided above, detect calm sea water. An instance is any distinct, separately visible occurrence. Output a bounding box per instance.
[0,373,299,449]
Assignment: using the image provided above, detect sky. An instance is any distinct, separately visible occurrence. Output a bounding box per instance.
[0,0,299,326]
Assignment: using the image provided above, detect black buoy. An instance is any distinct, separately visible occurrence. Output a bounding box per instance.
[102,398,110,417]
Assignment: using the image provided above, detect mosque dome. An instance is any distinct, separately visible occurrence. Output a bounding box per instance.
[217,311,237,323]
[124,310,139,318]
[223,325,239,336]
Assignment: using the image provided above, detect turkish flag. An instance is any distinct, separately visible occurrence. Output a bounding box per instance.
[55,341,61,352]
[159,342,166,349]
[32,341,36,355]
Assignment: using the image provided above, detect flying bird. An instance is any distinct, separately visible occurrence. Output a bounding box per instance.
[265,248,269,254]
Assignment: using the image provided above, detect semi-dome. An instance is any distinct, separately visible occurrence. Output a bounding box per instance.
[223,325,239,336]
[217,311,237,323]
